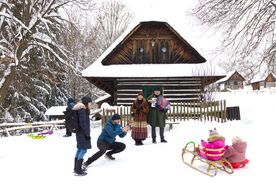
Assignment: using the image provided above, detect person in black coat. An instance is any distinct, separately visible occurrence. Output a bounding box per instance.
[72,96,92,176]
[63,97,75,137]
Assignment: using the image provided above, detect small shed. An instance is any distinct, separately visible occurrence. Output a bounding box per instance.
[44,106,66,121]
[264,73,276,88]
[216,71,245,91]
[250,73,276,90]
[82,21,225,105]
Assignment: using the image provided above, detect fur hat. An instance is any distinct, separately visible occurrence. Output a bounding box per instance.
[81,96,92,104]
[111,114,121,120]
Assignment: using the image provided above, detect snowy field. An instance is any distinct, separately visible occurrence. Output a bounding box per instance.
[1,89,276,184]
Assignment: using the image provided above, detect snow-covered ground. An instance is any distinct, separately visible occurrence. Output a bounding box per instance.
[1,89,276,183]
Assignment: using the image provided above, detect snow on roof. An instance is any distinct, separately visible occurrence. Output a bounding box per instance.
[44,106,66,116]
[82,19,226,78]
[250,73,265,83]
[251,73,276,83]
[95,94,111,103]
[215,70,237,84]
[82,63,225,78]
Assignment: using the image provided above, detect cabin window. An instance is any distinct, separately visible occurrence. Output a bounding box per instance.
[161,47,167,53]
[159,40,169,63]
[133,39,170,63]
[134,40,147,64]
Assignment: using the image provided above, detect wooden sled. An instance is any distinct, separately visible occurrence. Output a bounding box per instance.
[182,141,234,177]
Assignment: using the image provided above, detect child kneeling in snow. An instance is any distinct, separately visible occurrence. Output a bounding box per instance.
[198,128,226,161]
[223,136,249,169]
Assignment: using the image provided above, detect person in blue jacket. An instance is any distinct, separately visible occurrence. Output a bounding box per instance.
[83,114,128,168]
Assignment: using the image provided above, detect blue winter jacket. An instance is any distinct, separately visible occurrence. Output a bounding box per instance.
[98,119,127,144]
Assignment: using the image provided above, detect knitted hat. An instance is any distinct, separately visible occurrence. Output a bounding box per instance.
[67,97,74,104]
[111,114,121,120]
[153,87,161,91]
[209,128,218,137]
[81,96,92,104]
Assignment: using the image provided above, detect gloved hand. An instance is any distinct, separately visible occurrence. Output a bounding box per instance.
[136,106,141,113]
[85,135,91,141]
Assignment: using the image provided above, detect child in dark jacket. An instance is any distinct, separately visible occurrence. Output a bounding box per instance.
[63,97,75,137]
[223,136,249,169]
[83,114,128,168]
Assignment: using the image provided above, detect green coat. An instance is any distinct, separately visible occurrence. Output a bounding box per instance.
[147,94,166,128]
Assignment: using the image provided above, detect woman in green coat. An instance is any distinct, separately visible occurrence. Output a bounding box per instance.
[147,87,167,143]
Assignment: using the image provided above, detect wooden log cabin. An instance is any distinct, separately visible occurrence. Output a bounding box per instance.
[216,71,245,91]
[82,21,225,106]
[251,73,276,90]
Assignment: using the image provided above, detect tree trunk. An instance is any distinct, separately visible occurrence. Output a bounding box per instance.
[0,65,16,106]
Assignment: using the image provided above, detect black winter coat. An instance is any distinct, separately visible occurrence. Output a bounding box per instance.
[73,103,91,149]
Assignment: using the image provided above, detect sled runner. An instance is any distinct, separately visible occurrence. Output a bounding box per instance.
[181,141,234,177]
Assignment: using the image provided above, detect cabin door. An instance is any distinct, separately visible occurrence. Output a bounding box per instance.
[143,86,163,99]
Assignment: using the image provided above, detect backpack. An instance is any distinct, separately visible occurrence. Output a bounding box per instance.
[64,110,80,133]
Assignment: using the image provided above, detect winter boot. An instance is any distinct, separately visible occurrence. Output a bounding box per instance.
[105,153,115,160]
[138,140,143,145]
[135,140,139,146]
[152,138,156,144]
[73,157,77,173]
[75,159,87,176]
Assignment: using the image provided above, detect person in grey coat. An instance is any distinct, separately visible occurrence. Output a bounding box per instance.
[73,96,92,176]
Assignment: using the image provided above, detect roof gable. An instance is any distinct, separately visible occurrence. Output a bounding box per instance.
[265,73,276,82]
[101,21,206,65]
[216,71,244,83]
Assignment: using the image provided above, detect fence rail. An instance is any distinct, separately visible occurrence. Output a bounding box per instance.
[0,120,65,137]
[101,100,227,126]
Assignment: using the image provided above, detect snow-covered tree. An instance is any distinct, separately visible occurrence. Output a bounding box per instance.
[194,0,276,79]
[0,0,93,121]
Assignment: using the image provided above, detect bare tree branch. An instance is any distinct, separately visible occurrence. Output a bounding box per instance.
[194,0,276,78]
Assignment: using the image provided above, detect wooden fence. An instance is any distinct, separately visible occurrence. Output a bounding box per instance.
[0,120,65,137]
[101,100,227,127]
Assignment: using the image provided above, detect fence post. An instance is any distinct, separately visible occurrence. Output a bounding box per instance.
[173,105,176,122]
[102,109,106,127]
[176,102,179,122]
[223,100,227,122]
[199,101,202,121]
[183,102,186,121]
